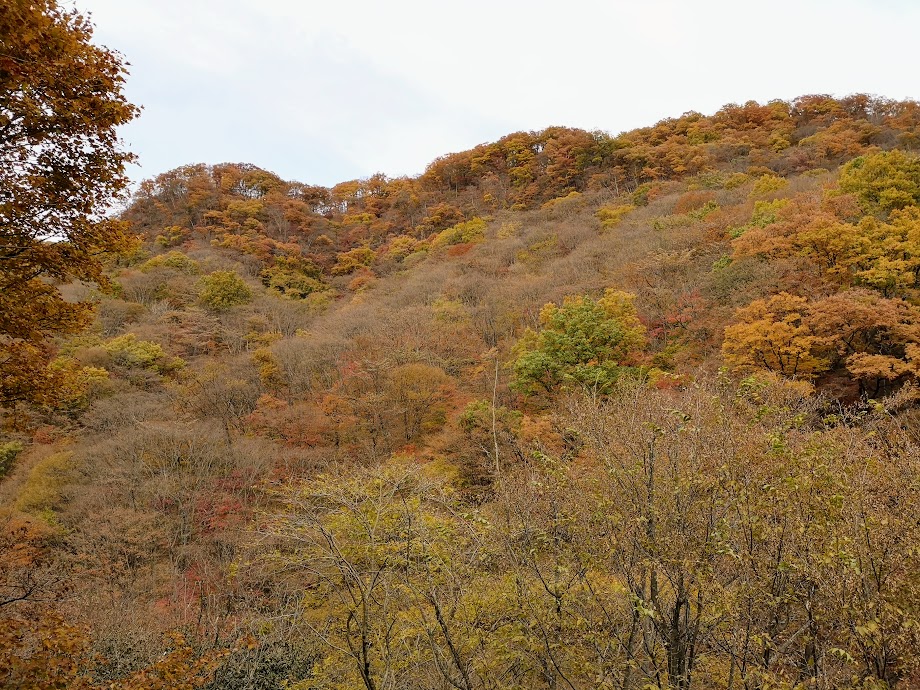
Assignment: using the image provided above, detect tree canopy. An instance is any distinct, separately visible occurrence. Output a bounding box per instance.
[512,289,646,396]
[0,0,138,405]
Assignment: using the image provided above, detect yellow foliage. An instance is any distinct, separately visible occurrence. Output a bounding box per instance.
[15,451,73,517]
[749,174,789,198]
[46,357,109,409]
[103,333,184,373]
[837,149,920,216]
[139,250,200,274]
[723,293,827,378]
[430,217,487,249]
[595,204,635,230]
[252,348,284,390]
[497,221,521,239]
[515,236,558,267]
[539,190,583,212]
[198,270,253,311]
[724,172,751,189]
[384,234,418,260]
[331,247,376,275]
[226,198,264,220]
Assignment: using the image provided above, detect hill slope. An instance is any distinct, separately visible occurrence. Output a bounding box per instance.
[3,94,920,689]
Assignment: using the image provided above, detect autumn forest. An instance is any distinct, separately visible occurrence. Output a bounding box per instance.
[4,3,920,689]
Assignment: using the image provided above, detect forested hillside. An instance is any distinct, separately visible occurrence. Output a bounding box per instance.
[4,91,920,689]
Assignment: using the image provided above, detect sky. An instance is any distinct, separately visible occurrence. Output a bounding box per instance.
[75,0,920,188]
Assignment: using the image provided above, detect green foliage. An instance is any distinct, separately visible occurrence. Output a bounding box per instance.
[688,171,727,189]
[687,200,720,220]
[260,257,326,299]
[103,333,184,372]
[749,174,788,197]
[139,250,201,274]
[712,255,732,271]
[653,213,693,230]
[15,451,73,518]
[515,235,558,267]
[632,182,655,206]
[458,399,522,433]
[431,297,469,323]
[838,150,920,216]
[0,441,24,479]
[263,462,485,690]
[512,289,646,396]
[331,247,376,275]
[430,217,487,249]
[595,204,634,230]
[198,270,253,311]
[652,201,719,231]
[751,199,788,227]
[103,334,164,368]
[729,198,788,238]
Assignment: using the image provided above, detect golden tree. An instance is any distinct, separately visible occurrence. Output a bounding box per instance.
[0,1,138,405]
[722,293,827,378]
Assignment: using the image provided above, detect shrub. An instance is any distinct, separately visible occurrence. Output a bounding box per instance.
[749,174,789,198]
[384,235,419,261]
[199,271,253,311]
[15,451,73,517]
[103,334,184,373]
[154,225,188,247]
[331,247,376,276]
[430,218,487,249]
[139,250,200,274]
[595,204,635,230]
[673,190,716,214]
[724,172,751,189]
[261,258,326,299]
[0,441,24,479]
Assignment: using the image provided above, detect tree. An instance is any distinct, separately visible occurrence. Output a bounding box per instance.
[837,150,920,217]
[198,271,253,312]
[512,290,646,396]
[722,293,827,378]
[723,289,920,395]
[263,463,478,690]
[0,1,138,406]
[808,289,920,395]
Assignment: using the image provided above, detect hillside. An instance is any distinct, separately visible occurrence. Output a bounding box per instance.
[4,94,920,689]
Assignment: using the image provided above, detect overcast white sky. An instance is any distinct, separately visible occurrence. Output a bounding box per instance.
[76,0,919,188]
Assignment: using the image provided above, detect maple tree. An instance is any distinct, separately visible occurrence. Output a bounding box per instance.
[0,0,138,406]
